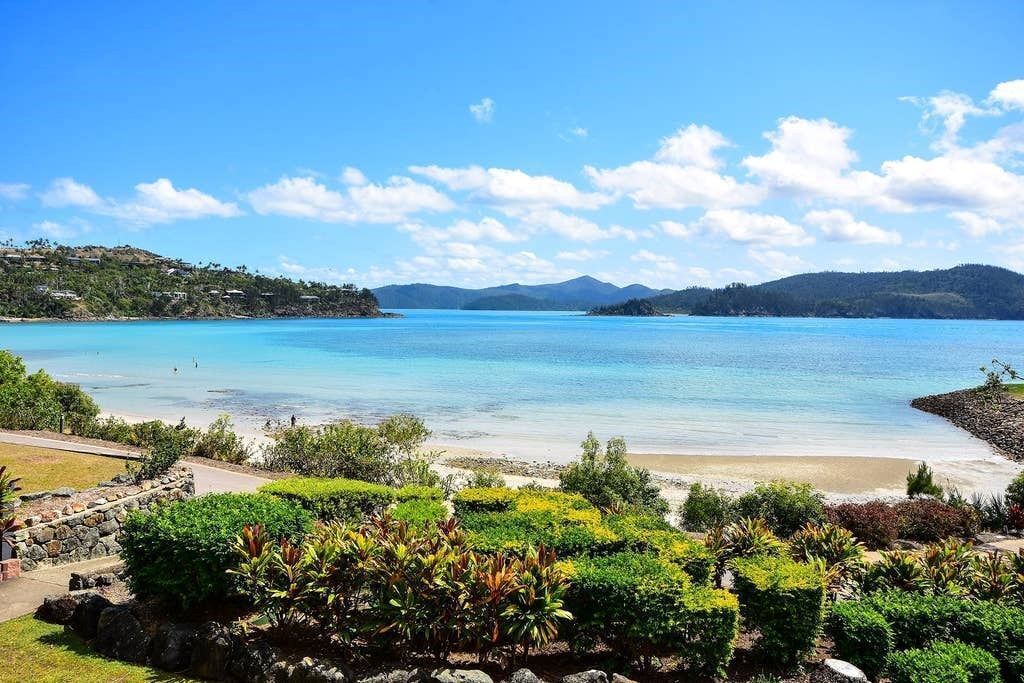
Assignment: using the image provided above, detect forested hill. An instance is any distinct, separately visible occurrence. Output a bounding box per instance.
[0,243,386,319]
[638,265,1024,319]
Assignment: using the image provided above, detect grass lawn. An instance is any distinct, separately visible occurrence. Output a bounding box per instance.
[1006,383,1024,397]
[0,443,127,493]
[0,615,191,682]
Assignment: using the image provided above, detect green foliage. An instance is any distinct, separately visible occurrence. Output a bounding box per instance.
[0,244,382,319]
[53,381,100,434]
[0,350,99,433]
[259,476,395,522]
[463,469,507,489]
[121,493,311,608]
[394,484,444,502]
[231,516,572,664]
[604,514,716,585]
[789,521,866,593]
[192,414,251,464]
[887,641,1001,683]
[393,499,448,527]
[563,551,738,676]
[731,555,826,666]
[705,517,786,586]
[907,461,944,498]
[125,423,197,480]
[261,414,433,486]
[558,432,668,516]
[733,481,824,537]
[0,464,22,542]
[828,600,894,679]
[1006,472,1024,509]
[680,482,734,532]
[452,487,518,515]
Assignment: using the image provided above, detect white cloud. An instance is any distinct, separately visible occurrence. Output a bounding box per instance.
[33,220,81,239]
[949,210,1006,237]
[747,248,810,277]
[0,182,30,201]
[902,91,998,151]
[657,220,698,239]
[655,124,732,169]
[248,175,453,223]
[630,249,679,271]
[694,209,814,246]
[989,79,1024,111]
[341,167,367,186]
[404,217,524,244]
[570,127,588,138]
[585,160,762,210]
[40,177,240,226]
[410,165,609,210]
[804,209,902,245]
[556,248,607,262]
[469,97,495,123]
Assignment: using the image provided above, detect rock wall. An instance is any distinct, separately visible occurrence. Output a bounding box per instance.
[10,466,194,571]
[912,388,1024,460]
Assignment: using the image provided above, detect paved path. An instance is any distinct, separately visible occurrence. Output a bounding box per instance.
[0,431,138,459]
[0,557,122,623]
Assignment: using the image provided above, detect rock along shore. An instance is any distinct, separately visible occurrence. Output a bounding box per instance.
[911,387,1024,460]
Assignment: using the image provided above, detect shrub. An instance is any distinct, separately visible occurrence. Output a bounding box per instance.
[680,482,734,532]
[126,424,196,480]
[886,641,1001,683]
[733,481,824,537]
[559,432,668,516]
[906,461,944,499]
[731,555,825,666]
[463,469,507,489]
[260,476,395,522]
[1007,472,1024,509]
[605,514,716,584]
[706,517,786,586]
[563,552,738,676]
[790,521,866,592]
[393,499,448,526]
[825,501,899,549]
[192,414,251,464]
[453,487,518,515]
[121,493,311,607]
[394,484,444,502]
[895,498,978,542]
[0,351,99,433]
[828,600,894,679]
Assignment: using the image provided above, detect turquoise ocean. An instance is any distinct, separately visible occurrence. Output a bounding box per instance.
[3,311,1023,462]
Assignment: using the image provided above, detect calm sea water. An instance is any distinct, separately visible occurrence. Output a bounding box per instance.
[3,311,1023,461]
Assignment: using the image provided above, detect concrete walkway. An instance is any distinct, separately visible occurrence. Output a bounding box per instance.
[0,556,122,623]
[0,432,271,622]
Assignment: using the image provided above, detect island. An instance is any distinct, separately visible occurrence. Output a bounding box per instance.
[587,298,668,316]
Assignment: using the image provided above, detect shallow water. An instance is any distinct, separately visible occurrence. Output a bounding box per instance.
[3,311,1022,461]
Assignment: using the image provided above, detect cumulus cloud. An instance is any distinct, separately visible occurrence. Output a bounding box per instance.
[556,248,608,262]
[0,182,30,201]
[747,248,811,277]
[33,219,90,239]
[248,174,453,223]
[40,177,240,226]
[402,216,525,245]
[989,79,1024,111]
[409,165,610,210]
[655,124,732,169]
[694,209,814,247]
[630,249,679,271]
[341,167,367,186]
[657,220,698,239]
[469,97,495,123]
[902,91,998,151]
[804,209,902,245]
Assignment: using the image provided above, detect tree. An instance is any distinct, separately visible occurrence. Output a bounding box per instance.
[906,462,943,499]
[559,432,668,515]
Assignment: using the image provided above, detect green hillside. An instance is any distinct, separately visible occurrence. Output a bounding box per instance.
[0,242,385,319]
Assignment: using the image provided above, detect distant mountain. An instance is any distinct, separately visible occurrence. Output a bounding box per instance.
[640,265,1024,320]
[373,276,669,310]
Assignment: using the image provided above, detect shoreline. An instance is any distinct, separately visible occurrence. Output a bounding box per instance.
[0,312,399,324]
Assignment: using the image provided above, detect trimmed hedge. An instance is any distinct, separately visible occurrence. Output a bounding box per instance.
[887,641,1001,683]
[392,498,448,526]
[260,476,395,522]
[829,592,1024,681]
[452,487,519,515]
[605,514,716,585]
[731,555,825,666]
[828,600,895,679]
[121,493,311,608]
[394,484,444,502]
[563,552,738,677]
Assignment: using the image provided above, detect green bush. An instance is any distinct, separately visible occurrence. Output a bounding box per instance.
[463,468,507,489]
[887,641,1001,683]
[731,555,825,666]
[559,432,668,516]
[828,600,894,679]
[1007,472,1024,509]
[733,481,824,537]
[906,461,944,499]
[680,482,734,531]
[394,484,444,502]
[260,476,395,522]
[121,493,311,607]
[192,414,251,464]
[393,499,448,526]
[563,552,738,676]
[452,487,518,515]
[605,514,716,584]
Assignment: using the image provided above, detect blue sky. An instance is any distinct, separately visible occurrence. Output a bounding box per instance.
[1,2,1022,289]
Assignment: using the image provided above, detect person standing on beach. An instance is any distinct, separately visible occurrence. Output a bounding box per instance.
[291,414,296,427]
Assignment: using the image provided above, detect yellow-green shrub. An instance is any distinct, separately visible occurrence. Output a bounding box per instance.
[260,476,394,521]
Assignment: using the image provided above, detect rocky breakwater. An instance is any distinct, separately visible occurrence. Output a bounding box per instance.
[912,387,1024,460]
[10,466,194,570]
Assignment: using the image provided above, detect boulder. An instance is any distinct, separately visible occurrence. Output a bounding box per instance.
[610,676,638,683]
[810,659,869,683]
[357,670,418,683]
[189,621,238,680]
[561,673,608,683]
[93,605,151,664]
[150,623,198,672]
[284,656,352,682]
[509,670,544,683]
[52,487,76,497]
[68,592,113,638]
[227,638,280,682]
[36,592,85,624]
[430,670,493,683]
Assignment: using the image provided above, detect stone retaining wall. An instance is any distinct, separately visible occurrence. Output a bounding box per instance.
[10,466,194,571]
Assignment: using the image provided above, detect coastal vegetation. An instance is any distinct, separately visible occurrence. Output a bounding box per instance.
[585,298,665,316]
[0,241,383,319]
